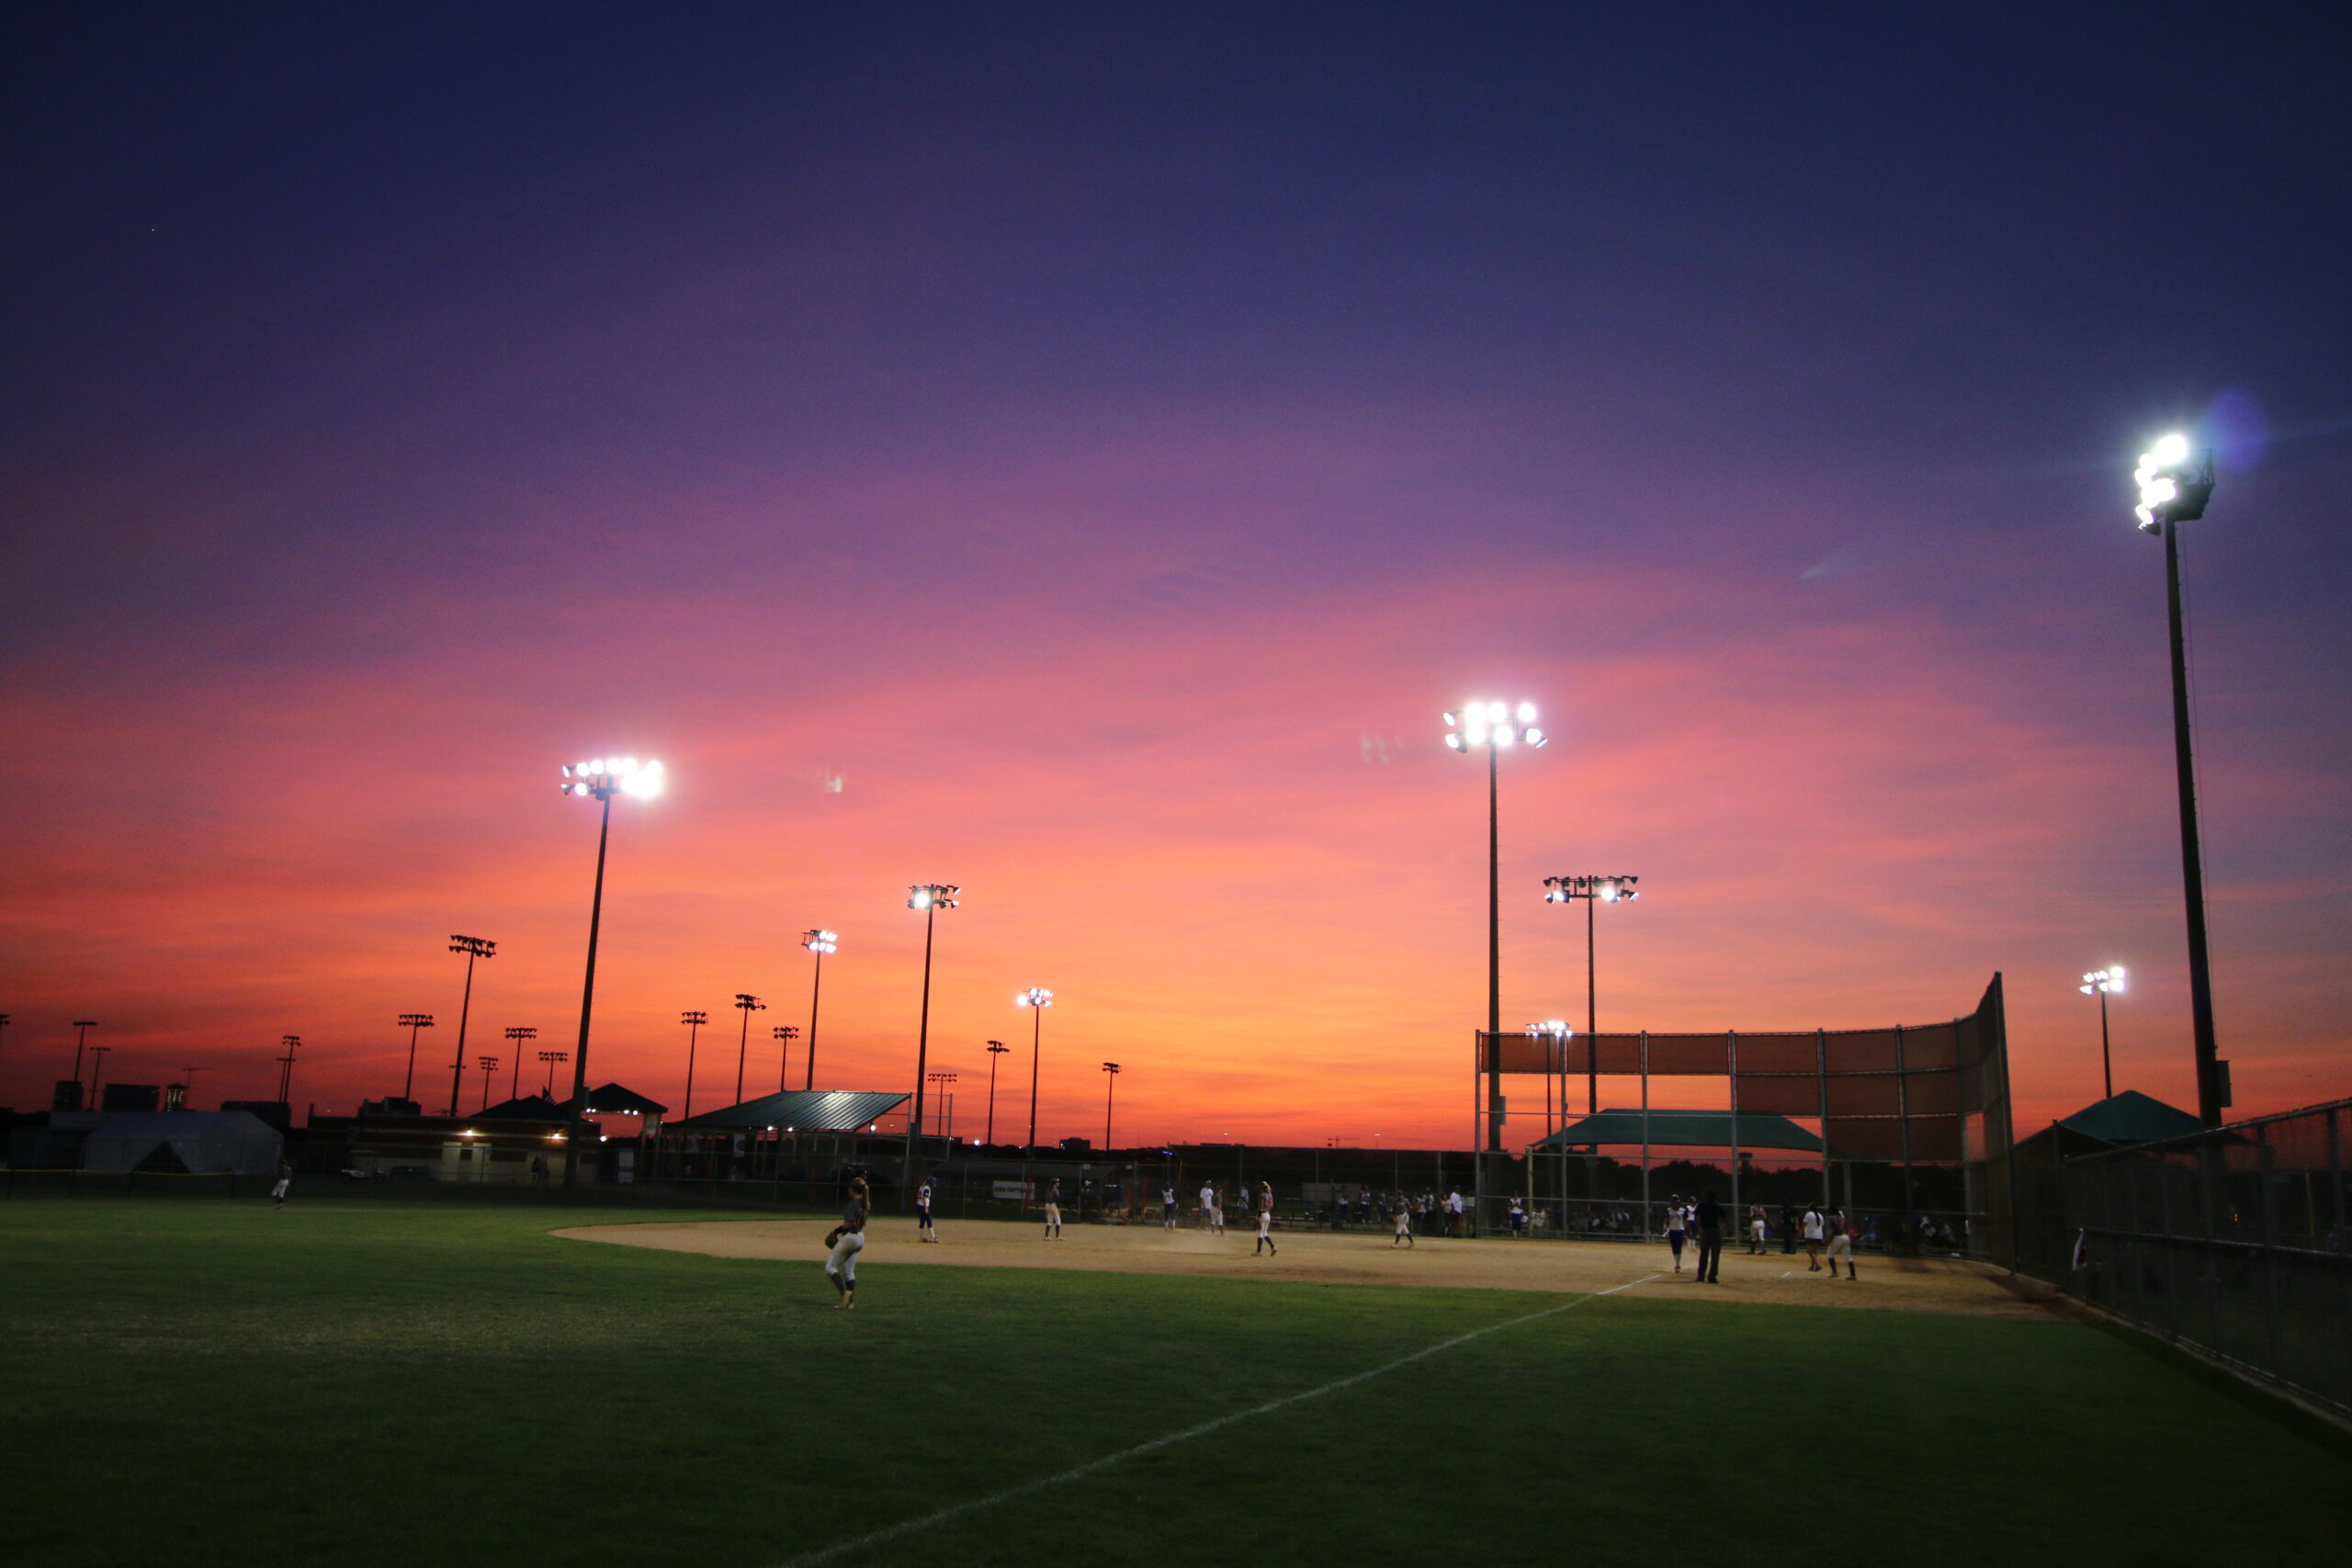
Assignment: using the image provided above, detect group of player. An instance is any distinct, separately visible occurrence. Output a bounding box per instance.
[1657,1194,1861,1281]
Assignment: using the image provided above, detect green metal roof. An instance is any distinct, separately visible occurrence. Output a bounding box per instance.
[1529,1109,1824,1153]
[2054,1090,2204,1146]
[666,1089,908,1134]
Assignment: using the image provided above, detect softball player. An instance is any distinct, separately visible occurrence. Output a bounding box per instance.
[270,1159,291,1209]
[1665,1194,1689,1272]
[1253,1181,1277,1255]
[1162,1185,1179,1230]
[1043,1178,1064,1238]
[825,1177,869,1309]
[1391,1194,1415,1248]
[1198,1180,1216,1231]
[915,1177,938,1243]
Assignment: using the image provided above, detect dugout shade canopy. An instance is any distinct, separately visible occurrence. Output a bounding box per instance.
[1529,1111,1824,1153]
[666,1089,909,1134]
[78,1111,284,1176]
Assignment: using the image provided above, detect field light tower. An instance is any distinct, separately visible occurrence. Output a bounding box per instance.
[503,1026,537,1101]
[1101,1062,1122,1152]
[1443,700,1546,1152]
[274,1035,300,1105]
[1016,989,1053,1159]
[800,930,836,1090]
[477,1055,500,1112]
[558,755,663,1189]
[2132,434,2226,1126]
[88,1044,114,1107]
[537,1049,569,1097]
[679,1010,708,1119]
[444,936,497,1117]
[731,994,765,1105]
[1543,874,1640,1114]
[2081,967,2127,1101]
[396,1014,434,1100]
[983,1040,1011,1145]
[69,1021,97,1102]
[902,886,960,1204]
[772,1025,800,1094]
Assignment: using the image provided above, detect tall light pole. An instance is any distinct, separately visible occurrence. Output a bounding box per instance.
[477,1055,500,1112]
[2134,434,2226,1126]
[174,1066,204,1112]
[928,1071,959,1144]
[773,1025,800,1093]
[800,930,836,1091]
[902,886,960,1203]
[503,1027,537,1101]
[538,1049,569,1097]
[70,1021,96,1106]
[88,1044,114,1109]
[1443,699,1546,1152]
[558,755,664,1190]
[731,994,765,1105]
[1017,988,1053,1158]
[2080,967,2127,1101]
[1543,874,1640,1114]
[445,935,497,1116]
[804,931,842,1090]
[679,1010,707,1119]
[397,1013,434,1101]
[984,1039,1010,1145]
[1101,1061,1122,1152]
[274,1035,300,1106]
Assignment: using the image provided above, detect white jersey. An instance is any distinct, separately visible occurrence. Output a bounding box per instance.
[917,1183,932,1208]
[1445,1192,1464,1214]
[1200,1186,1216,1211]
[1803,1211,1826,1240]
[1667,1206,1688,1233]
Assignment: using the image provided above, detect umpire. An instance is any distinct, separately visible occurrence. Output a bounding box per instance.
[1692,1190,1724,1283]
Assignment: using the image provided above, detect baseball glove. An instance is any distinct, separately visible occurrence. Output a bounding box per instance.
[823,1225,845,1249]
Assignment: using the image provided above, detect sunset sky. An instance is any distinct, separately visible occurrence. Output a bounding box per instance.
[5,5,2348,1147]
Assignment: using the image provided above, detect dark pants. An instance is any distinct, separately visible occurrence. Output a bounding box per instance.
[1781,1224,1795,1255]
[1696,1229,1723,1281]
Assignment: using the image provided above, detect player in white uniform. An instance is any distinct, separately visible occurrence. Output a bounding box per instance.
[1253,1181,1277,1255]
[1443,1188,1464,1237]
[1801,1206,1826,1271]
[1043,1178,1064,1239]
[1392,1193,1415,1248]
[270,1159,291,1209]
[1162,1185,1179,1230]
[1826,1207,1857,1279]
[1665,1195,1689,1271]
[825,1177,869,1309]
[1198,1181,1217,1232]
[915,1178,938,1243]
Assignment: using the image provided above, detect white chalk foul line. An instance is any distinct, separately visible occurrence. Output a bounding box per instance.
[771,1272,1662,1568]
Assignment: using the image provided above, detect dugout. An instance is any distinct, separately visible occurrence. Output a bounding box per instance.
[1476,975,2016,1257]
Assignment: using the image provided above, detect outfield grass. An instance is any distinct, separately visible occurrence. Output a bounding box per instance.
[3,1197,2345,1567]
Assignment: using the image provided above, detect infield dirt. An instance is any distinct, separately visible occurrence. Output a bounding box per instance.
[557,1214,2055,1316]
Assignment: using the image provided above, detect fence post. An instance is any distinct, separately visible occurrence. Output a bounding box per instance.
[2256,1122,2284,1384]
[1894,1022,1914,1223]
[1726,1031,1741,1223]
[1638,1031,1651,1239]
[1815,1028,1831,1209]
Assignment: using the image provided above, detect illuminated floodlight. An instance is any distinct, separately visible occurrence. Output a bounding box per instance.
[803,929,838,954]
[1444,699,1545,754]
[2133,434,2214,534]
[2080,966,2126,996]
[909,884,960,911]
[562,755,666,800]
[1525,1019,1572,1037]
[1017,987,1054,1009]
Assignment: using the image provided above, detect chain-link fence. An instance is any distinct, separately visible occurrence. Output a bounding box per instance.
[2015,1097,2352,1420]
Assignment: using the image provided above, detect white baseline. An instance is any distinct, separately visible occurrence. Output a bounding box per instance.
[771,1272,1662,1568]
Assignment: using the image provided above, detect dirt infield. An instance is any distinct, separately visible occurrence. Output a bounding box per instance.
[555,1216,2056,1317]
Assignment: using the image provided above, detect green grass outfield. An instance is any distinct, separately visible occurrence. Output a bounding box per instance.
[4,1197,2346,1567]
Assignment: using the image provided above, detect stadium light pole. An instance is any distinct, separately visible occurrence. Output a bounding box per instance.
[800,930,836,1090]
[1017,989,1053,1157]
[175,1066,204,1111]
[984,1039,1010,1145]
[503,1026,537,1101]
[557,755,664,1190]
[902,885,960,1204]
[88,1044,114,1109]
[2080,967,2126,1101]
[538,1049,569,1097]
[2133,434,2225,1126]
[396,1013,434,1101]
[1444,700,1546,1152]
[477,1055,499,1112]
[69,1021,96,1103]
[679,1010,707,1120]
[1543,874,1640,1114]
[731,994,765,1105]
[928,1071,959,1144]
[1101,1062,1122,1152]
[773,1025,800,1094]
[273,1035,300,1106]
[445,935,497,1116]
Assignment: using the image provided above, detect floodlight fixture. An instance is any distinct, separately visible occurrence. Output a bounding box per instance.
[903,883,961,1201]
[560,757,665,799]
[803,929,838,954]
[396,1012,435,1100]
[444,935,496,1117]
[2082,964,2127,1100]
[772,1023,800,1094]
[799,931,835,1091]
[1543,874,1643,1114]
[731,993,766,1104]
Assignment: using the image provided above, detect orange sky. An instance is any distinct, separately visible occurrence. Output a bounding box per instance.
[6,541,2342,1147]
